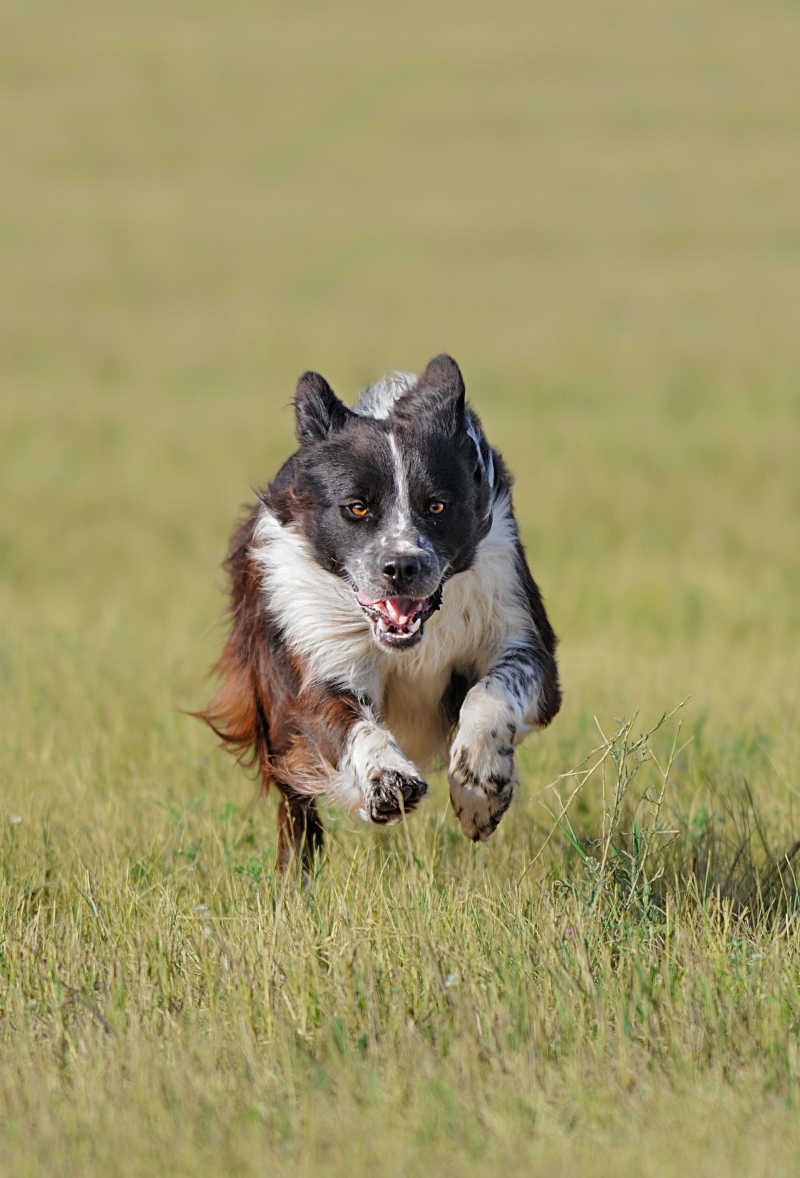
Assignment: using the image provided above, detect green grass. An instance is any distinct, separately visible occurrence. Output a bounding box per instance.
[2,1,800,1174]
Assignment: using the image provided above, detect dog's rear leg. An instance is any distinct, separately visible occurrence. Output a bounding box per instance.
[276,790,324,873]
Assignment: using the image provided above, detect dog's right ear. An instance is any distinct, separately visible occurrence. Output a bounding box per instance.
[294,371,351,445]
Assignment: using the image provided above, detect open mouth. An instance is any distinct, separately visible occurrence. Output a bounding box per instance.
[356,591,440,648]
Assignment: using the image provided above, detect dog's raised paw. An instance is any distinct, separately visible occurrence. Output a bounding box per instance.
[448,696,518,840]
[448,751,515,841]
[365,769,428,825]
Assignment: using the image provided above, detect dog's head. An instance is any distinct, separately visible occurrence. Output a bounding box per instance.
[274,354,495,650]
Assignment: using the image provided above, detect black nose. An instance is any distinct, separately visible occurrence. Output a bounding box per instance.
[382,553,421,587]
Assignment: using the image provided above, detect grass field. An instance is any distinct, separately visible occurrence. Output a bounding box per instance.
[2,2,800,1174]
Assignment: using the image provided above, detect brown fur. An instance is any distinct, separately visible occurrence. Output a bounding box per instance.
[196,505,363,869]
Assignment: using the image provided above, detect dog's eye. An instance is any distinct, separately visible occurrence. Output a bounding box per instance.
[428,500,446,515]
[345,502,369,518]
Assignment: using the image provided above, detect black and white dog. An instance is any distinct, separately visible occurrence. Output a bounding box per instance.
[199,354,560,868]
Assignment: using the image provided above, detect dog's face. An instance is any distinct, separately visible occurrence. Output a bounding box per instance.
[279,355,493,650]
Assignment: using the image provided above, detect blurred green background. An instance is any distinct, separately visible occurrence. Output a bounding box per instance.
[1,2,800,1173]
[3,1,798,767]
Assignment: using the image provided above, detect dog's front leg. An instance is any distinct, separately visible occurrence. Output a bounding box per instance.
[275,688,427,826]
[342,716,428,825]
[448,638,558,841]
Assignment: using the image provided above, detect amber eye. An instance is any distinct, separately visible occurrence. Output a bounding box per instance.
[428,500,446,515]
[346,502,369,518]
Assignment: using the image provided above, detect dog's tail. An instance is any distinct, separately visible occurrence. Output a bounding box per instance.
[191,638,271,789]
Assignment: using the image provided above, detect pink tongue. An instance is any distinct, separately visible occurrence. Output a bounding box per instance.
[356,591,424,627]
[384,597,418,626]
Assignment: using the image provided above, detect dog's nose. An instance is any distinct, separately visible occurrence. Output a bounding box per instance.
[382,553,421,587]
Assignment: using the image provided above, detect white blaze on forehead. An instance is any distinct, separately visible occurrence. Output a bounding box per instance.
[387,431,414,542]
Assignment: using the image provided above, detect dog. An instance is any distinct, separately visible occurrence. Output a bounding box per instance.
[198,354,561,868]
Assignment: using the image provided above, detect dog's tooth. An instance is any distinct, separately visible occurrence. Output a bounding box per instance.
[377,617,389,632]
[408,616,422,633]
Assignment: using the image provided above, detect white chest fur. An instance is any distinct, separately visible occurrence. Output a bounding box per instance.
[251,499,530,768]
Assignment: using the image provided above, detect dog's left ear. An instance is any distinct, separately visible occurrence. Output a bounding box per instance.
[294,371,352,445]
[415,354,466,431]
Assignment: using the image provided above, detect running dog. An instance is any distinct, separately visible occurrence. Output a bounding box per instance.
[198,354,561,867]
